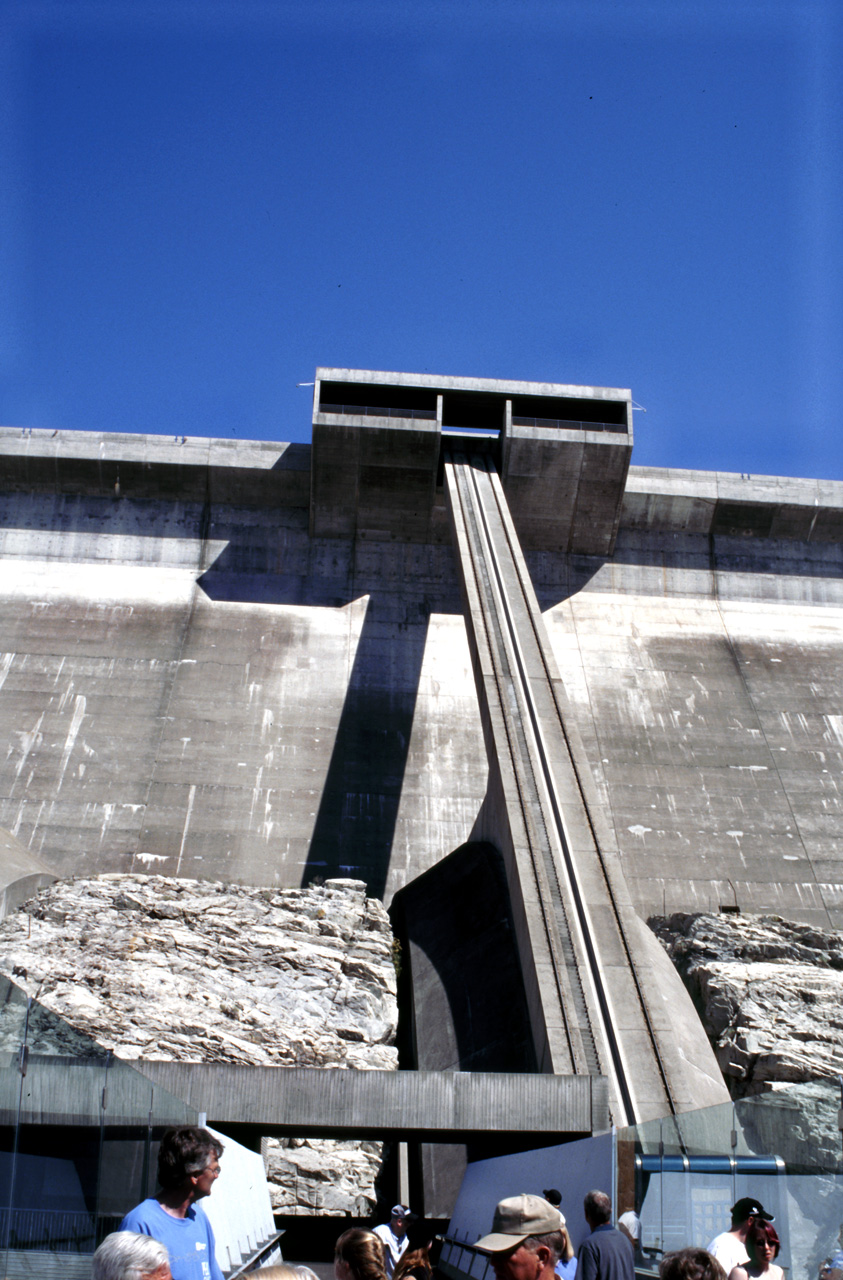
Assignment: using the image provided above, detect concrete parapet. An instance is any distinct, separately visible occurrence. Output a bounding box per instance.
[0,427,310,509]
[624,466,843,542]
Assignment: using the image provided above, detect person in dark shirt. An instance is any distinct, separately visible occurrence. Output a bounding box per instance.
[577,1191,633,1280]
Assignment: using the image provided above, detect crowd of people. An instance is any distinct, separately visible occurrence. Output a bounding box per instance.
[90,1128,430,1280]
[90,1127,787,1280]
[467,1191,782,1280]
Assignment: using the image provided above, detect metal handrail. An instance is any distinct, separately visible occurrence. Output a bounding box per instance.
[227,1228,286,1277]
[319,403,437,420]
[511,415,626,433]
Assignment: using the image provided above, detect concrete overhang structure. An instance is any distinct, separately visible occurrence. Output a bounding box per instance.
[311,369,633,553]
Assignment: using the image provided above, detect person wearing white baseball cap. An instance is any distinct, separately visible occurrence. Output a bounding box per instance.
[475,1194,566,1280]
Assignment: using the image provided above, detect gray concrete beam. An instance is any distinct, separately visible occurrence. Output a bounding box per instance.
[0,429,310,509]
[315,368,631,402]
[135,1062,607,1138]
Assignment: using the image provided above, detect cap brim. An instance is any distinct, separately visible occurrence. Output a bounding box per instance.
[475,1234,529,1254]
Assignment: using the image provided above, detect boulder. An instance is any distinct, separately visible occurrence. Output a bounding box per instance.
[0,873,399,1213]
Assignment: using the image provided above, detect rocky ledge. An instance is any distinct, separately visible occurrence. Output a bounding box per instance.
[0,873,399,1213]
[650,911,843,1093]
[652,912,843,1280]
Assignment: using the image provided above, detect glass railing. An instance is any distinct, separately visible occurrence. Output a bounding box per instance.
[616,1081,843,1280]
[0,975,196,1276]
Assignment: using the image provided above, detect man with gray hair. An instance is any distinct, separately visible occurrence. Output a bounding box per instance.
[93,1231,171,1280]
[119,1126,224,1280]
[577,1191,633,1280]
[475,1193,565,1280]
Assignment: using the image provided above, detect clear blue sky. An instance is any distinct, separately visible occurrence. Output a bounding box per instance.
[2,0,841,479]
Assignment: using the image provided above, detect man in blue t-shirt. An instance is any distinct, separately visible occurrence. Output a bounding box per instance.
[120,1126,225,1280]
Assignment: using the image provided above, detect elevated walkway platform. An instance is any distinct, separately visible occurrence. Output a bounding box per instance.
[135,1062,608,1141]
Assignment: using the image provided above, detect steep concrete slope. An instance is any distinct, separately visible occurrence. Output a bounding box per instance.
[541,588,843,927]
[0,485,486,899]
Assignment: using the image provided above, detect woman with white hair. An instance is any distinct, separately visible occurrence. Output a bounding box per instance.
[92,1231,172,1280]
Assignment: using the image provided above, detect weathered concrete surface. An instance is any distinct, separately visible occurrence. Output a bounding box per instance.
[0,825,58,919]
[2,426,843,936]
[502,424,631,555]
[0,484,486,900]
[540,588,843,927]
[312,369,632,554]
[623,465,843,540]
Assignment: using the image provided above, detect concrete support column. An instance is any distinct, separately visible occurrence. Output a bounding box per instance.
[444,448,726,1124]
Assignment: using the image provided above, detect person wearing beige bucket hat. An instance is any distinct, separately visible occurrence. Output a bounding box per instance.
[475,1195,567,1280]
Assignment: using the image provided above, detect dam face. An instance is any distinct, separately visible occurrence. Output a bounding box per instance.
[2,370,843,1166]
[3,374,841,927]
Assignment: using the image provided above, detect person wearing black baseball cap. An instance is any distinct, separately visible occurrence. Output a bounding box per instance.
[374,1206,416,1279]
[706,1199,774,1273]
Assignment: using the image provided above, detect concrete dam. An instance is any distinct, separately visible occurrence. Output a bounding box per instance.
[2,368,843,1205]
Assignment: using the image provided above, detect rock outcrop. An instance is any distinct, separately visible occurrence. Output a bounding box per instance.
[0,873,399,1213]
[652,912,843,1280]
[650,911,843,1095]
[265,1136,386,1217]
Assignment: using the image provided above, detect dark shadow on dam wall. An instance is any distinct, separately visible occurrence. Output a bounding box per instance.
[390,840,537,1073]
[390,841,538,1216]
[302,598,430,900]
[198,534,440,899]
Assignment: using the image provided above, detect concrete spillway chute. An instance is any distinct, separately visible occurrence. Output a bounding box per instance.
[311,369,729,1127]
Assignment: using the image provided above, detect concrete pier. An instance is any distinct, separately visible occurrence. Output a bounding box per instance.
[443,447,725,1123]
